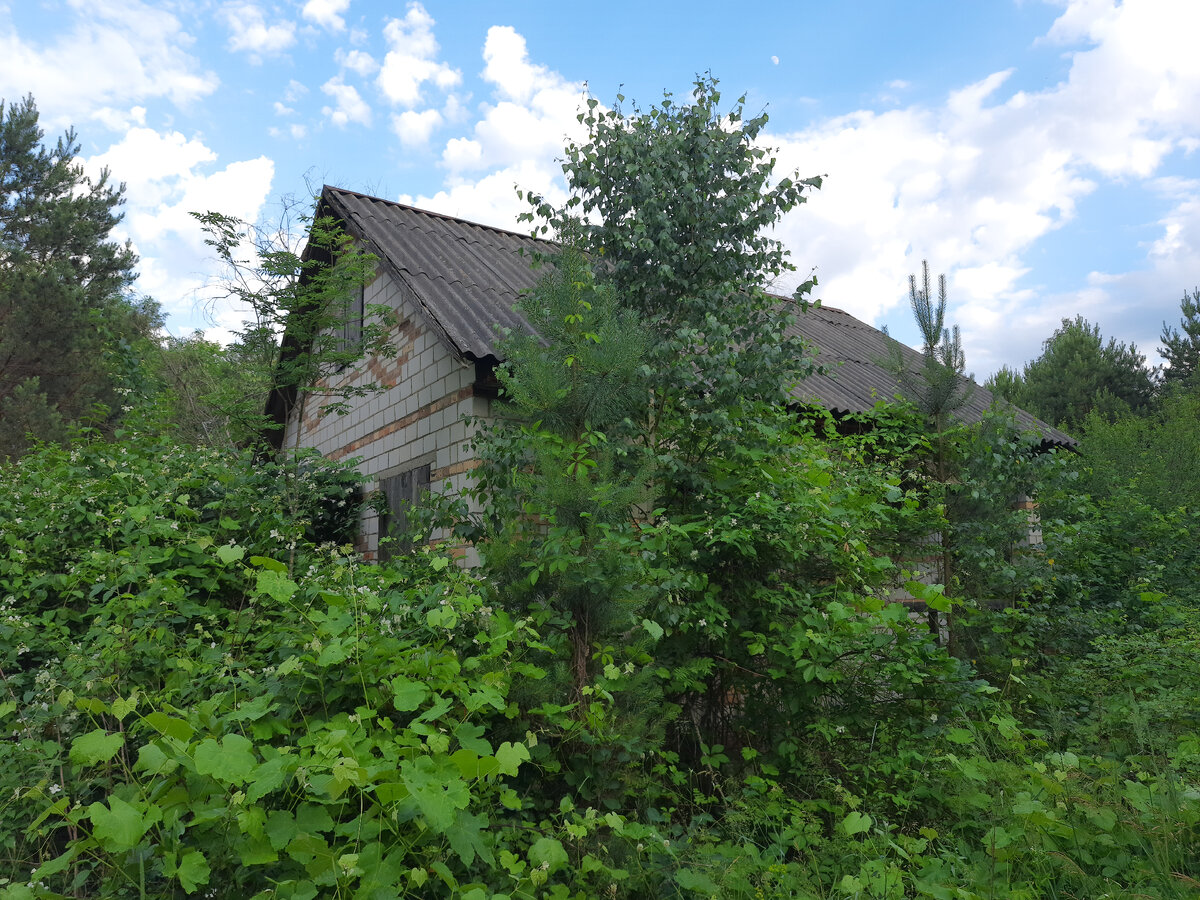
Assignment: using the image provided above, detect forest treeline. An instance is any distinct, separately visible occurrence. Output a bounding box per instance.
[1,85,1198,899]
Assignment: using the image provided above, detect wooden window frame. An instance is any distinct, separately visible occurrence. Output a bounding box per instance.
[377,454,434,560]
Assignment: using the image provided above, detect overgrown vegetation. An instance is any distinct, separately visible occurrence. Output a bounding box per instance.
[1,82,1197,899]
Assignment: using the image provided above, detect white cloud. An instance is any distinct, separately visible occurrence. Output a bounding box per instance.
[336,48,378,77]
[221,2,297,60]
[83,129,275,334]
[273,101,295,116]
[376,2,461,108]
[764,0,1200,375]
[441,137,483,170]
[772,55,780,66]
[402,159,569,232]
[90,105,147,132]
[482,26,553,105]
[437,26,586,176]
[442,93,468,123]
[88,128,217,208]
[302,0,350,32]
[393,108,443,148]
[321,76,372,127]
[0,0,217,129]
[283,80,309,103]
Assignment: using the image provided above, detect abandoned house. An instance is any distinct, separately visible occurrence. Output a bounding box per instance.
[265,186,1075,561]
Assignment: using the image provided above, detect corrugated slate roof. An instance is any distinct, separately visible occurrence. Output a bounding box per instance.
[324,187,541,359]
[320,185,1075,448]
[785,305,1076,448]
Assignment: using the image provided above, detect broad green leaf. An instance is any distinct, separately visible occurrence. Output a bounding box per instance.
[70,729,124,766]
[391,676,428,712]
[641,618,664,640]
[31,845,77,880]
[256,569,298,604]
[446,810,492,866]
[402,758,470,832]
[528,836,568,873]
[144,712,195,742]
[238,836,278,866]
[194,733,257,784]
[454,721,493,755]
[946,727,975,745]
[230,694,274,722]
[135,742,177,776]
[317,639,349,667]
[247,756,290,802]
[451,748,500,780]
[176,850,211,893]
[674,867,719,893]
[265,811,298,850]
[277,881,318,900]
[216,543,246,564]
[249,555,287,573]
[841,811,872,836]
[88,796,149,851]
[294,803,334,835]
[110,692,138,721]
[983,826,1013,851]
[495,741,530,776]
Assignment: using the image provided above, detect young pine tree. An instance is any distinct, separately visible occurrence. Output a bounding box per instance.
[1160,287,1200,389]
[473,244,657,714]
[0,95,152,457]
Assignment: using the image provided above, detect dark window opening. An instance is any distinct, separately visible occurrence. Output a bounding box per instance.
[337,284,365,362]
[378,463,431,561]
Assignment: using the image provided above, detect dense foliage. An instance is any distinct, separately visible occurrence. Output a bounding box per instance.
[986,315,1155,428]
[1160,287,1200,389]
[3,393,1197,899]
[1,82,1197,900]
[0,95,155,459]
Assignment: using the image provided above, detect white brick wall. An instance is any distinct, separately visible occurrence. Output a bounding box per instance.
[282,267,491,558]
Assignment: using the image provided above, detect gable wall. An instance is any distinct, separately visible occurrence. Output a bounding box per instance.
[282,265,491,560]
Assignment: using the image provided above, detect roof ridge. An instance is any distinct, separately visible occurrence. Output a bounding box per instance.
[324,185,547,245]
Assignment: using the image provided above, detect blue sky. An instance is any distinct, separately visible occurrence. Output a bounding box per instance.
[2,0,1198,376]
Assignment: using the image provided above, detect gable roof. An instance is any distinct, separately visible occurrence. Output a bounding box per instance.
[310,185,1075,449]
[323,186,542,361]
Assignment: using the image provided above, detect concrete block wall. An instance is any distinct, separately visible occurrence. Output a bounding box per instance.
[282,268,491,559]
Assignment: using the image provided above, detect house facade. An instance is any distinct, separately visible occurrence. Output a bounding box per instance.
[269,186,1074,561]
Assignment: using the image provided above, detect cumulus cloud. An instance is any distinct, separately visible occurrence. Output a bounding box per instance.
[376,2,461,108]
[393,109,443,148]
[438,26,586,176]
[482,26,555,105]
[321,76,372,127]
[83,129,275,334]
[441,136,483,170]
[764,0,1200,374]
[336,48,379,77]
[90,105,147,132]
[0,0,217,129]
[402,158,570,232]
[302,0,351,32]
[283,80,309,103]
[221,2,297,60]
